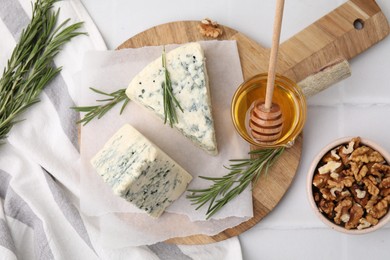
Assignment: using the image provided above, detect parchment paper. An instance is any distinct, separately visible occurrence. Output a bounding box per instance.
[74,40,253,244]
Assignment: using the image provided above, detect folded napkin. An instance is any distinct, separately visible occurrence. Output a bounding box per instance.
[0,0,243,259]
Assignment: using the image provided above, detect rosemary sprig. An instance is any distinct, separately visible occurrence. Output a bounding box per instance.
[162,46,183,127]
[0,0,85,142]
[72,47,183,127]
[187,147,285,219]
[71,88,129,126]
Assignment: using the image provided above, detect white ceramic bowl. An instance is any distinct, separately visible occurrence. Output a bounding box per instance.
[307,136,390,234]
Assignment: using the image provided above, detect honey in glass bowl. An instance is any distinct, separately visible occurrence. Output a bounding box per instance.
[231,73,307,148]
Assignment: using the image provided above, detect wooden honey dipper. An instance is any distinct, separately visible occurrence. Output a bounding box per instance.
[250,0,285,143]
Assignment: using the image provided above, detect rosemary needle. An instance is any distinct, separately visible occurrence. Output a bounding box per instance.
[187,147,285,219]
[0,0,85,142]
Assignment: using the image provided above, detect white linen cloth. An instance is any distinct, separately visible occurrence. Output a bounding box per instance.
[0,0,243,259]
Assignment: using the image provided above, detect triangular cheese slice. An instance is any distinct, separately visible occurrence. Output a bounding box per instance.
[126,42,218,155]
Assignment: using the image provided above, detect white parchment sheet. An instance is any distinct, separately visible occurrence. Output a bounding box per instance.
[73,40,253,245]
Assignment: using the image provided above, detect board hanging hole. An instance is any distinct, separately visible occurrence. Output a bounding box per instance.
[353,19,364,30]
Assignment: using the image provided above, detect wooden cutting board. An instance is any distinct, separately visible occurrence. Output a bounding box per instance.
[118,0,389,244]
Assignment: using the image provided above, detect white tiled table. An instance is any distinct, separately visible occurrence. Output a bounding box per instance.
[80,0,390,259]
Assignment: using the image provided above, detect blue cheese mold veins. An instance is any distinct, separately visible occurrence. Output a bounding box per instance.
[91,124,193,218]
[126,42,218,156]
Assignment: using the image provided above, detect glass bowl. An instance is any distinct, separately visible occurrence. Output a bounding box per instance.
[231,73,307,148]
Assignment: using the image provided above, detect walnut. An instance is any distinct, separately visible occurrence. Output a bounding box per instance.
[319,199,335,218]
[341,168,354,177]
[380,177,390,189]
[368,175,380,185]
[339,149,350,165]
[366,214,379,226]
[330,172,340,179]
[327,176,354,189]
[355,189,366,199]
[345,203,364,229]
[327,180,342,189]
[365,162,377,173]
[322,188,350,203]
[363,177,380,196]
[369,198,388,219]
[340,213,350,223]
[320,187,336,201]
[351,137,361,148]
[368,151,385,163]
[338,138,360,164]
[349,161,362,178]
[372,163,390,178]
[322,148,341,162]
[339,190,351,200]
[349,146,371,163]
[354,164,368,182]
[198,18,223,38]
[313,173,330,188]
[365,195,378,212]
[331,148,341,160]
[342,139,357,154]
[318,161,342,175]
[334,198,353,224]
[357,218,372,230]
[349,184,368,207]
[330,187,343,197]
[333,189,351,202]
[350,146,385,164]
[381,188,390,197]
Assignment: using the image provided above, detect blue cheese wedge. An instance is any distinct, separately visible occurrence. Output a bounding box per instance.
[126,42,218,155]
[91,124,193,218]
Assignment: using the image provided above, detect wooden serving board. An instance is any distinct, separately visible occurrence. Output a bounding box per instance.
[118,0,389,244]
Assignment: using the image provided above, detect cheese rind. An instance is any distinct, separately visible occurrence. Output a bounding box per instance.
[91,124,193,218]
[126,42,218,155]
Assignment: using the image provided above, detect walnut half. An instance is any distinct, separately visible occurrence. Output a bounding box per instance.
[345,203,364,229]
[198,18,223,38]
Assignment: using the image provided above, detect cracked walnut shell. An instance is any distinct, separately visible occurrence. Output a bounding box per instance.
[308,137,390,233]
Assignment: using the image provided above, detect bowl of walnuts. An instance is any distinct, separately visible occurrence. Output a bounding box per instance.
[307,136,390,234]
